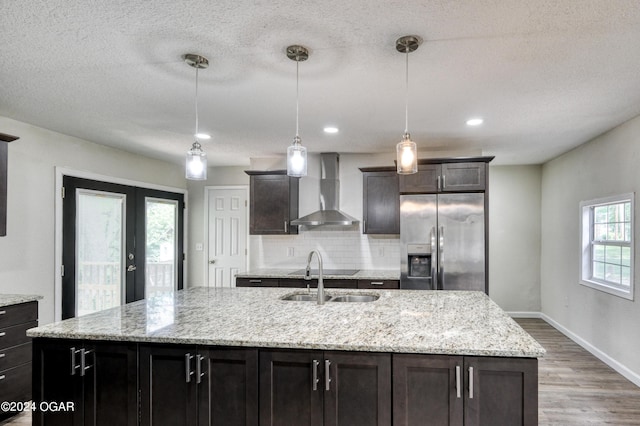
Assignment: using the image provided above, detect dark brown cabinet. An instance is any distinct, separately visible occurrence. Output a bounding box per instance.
[360,168,400,234]
[393,354,537,426]
[236,277,359,289]
[357,279,399,289]
[260,350,391,426]
[246,170,299,235]
[0,301,37,420]
[139,344,258,426]
[236,278,280,287]
[32,339,138,426]
[399,158,492,194]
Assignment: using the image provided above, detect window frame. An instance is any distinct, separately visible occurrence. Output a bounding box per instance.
[580,193,634,300]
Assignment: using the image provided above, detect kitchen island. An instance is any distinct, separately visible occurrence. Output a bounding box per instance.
[28,287,544,426]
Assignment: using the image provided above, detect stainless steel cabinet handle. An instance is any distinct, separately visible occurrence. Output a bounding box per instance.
[185,353,194,383]
[284,221,288,232]
[325,360,332,391]
[0,332,5,337]
[0,353,5,358]
[70,347,80,375]
[196,354,204,384]
[437,175,441,191]
[370,281,384,286]
[469,366,474,399]
[0,375,5,380]
[249,279,262,283]
[456,365,461,398]
[0,310,6,315]
[80,349,93,377]
[442,175,446,189]
[312,360,319,391]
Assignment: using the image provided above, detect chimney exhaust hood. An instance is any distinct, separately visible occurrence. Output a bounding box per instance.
[290,153,359,227]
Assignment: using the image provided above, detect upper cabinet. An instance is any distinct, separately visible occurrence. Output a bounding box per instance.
[245,170,299,235]
[399,157,493,194]
[360,167,400,235]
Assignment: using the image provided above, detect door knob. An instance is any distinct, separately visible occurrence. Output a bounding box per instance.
[209,259,216,264]
[127,265,137,272]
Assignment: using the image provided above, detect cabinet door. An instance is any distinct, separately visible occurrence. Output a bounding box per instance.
[259,350,323,426]
[393,354,463,426]
[441,162,486,191]
[362,171,399,234]
[250,174,298,235]
[84,342,138,426]
[399,164,440,193]
[140,344,199,426]
[324,352,391,426]
[464,357,538,426]
[32,339,84,426]
[198,348,258,426]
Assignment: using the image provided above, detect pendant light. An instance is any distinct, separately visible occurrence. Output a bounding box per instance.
[184,53,209,180]
[395,36,421,175]
[286,45,309,177]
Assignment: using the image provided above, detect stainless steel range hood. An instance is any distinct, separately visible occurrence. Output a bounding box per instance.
[291,153,359,226]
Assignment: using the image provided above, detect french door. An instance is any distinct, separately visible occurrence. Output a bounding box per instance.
[62,176,184,319]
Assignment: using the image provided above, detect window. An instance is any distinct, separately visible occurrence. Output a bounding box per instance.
[580,193,634,300]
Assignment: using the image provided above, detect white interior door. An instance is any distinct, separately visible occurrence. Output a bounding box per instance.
[207,187,248,287]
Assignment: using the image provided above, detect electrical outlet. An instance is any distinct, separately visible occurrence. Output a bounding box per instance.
[195,243,203,251]
[287,247,295,257]
[377,247,384,257]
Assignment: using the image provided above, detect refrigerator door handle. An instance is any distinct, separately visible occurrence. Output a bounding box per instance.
[430,227,437,289]
[439,226,445,290]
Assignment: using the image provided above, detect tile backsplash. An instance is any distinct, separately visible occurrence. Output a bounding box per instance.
[249,227,400,270]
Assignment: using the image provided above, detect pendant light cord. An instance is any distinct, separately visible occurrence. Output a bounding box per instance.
[404,48,409,134]
[195,66,199,138]
[295,59,300,138]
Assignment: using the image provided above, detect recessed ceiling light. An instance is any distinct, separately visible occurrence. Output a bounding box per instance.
[195,133,211,140]
[466,118,484,126]
[323,126,339,134]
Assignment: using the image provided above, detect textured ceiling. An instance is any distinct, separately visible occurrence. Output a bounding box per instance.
[2,0,640,166]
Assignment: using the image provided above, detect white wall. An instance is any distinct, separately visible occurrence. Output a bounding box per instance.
[541,115,640,382]
[489,165,542,312]
[0,117,185,325]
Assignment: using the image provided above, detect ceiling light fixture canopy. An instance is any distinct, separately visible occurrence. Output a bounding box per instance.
[395,35,421,175]
[184,53,209,180]
[286,45,309,177]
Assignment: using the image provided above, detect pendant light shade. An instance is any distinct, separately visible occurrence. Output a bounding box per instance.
[184,53,209,180]
[286,45,309,177]
[395,36,421,175]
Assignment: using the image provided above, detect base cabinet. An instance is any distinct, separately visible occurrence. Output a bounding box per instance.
[32,339,137,426]
[34,338,536,426]
[139,344,258,426]
[260,350,391,426]
[393,354,537,426]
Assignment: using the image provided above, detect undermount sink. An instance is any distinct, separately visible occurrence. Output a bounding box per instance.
[330,294,379,303]
[281,293,379,303]
[281,293,331,302]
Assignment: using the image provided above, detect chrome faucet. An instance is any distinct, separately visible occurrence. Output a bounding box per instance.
[305,250,325,305]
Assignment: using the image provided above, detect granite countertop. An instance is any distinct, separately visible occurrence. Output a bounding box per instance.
[28,287,545,358]
[236,268,400,280]
[0,294,43,307]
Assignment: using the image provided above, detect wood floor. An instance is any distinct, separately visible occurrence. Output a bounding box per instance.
[516,318,640,425]
[2,318,639,425]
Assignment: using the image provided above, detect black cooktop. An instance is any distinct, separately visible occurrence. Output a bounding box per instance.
[290,269,359,276]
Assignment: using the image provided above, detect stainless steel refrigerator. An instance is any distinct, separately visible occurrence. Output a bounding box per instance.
[400,193,486,292]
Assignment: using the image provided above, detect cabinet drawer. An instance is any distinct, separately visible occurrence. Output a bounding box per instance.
[357,280,399,289]
[0,342,31,371]
[0,301,37,328]
[0,362,32,402]
[279,279,358,289]
[0,321,37,350]
[236,278,279,287]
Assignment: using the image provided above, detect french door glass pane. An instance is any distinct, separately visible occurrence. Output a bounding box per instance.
[145,198,178,299]
[76,190,125,317]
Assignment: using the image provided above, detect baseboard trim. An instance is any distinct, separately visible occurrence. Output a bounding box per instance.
[507,310,640,388]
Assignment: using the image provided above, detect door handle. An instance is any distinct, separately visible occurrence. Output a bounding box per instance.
[209,259,216,264]
[127,265,137,272]
[439,226,445,289]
